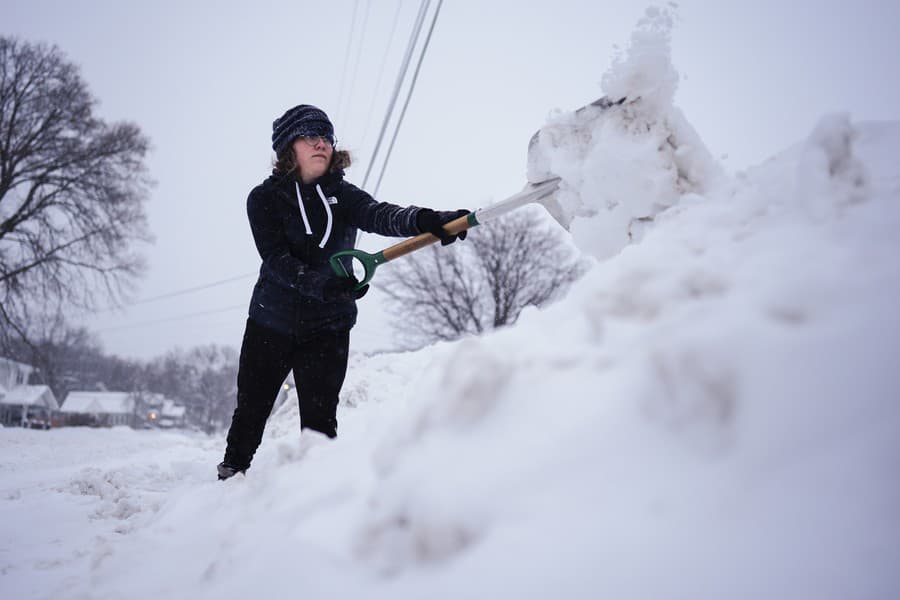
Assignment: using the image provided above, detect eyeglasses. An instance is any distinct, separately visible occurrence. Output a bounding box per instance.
[297,135,337,148]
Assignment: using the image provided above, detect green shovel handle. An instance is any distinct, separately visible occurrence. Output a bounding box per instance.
[329,213,478,289]
[329,248,387,289]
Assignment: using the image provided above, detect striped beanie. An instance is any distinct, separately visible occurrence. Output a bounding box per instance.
[271,104,335,155]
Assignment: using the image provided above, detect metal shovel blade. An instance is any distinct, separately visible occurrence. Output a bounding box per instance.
[470,177,569,229]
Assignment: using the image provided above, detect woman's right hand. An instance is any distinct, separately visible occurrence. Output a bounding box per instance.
[322,275,369,302]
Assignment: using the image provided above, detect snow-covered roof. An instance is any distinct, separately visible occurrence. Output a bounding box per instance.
[60,392,135,415]
[0,385,59,410]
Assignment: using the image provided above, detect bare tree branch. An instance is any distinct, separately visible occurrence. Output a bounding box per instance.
[0,37,152,351]
[378,207,588,348]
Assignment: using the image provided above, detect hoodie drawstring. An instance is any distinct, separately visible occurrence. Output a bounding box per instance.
[315,184,334,249]
[294,181,333,249]
[294,181,312,235]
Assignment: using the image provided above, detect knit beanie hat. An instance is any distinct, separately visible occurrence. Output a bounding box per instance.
[271,104,335,155]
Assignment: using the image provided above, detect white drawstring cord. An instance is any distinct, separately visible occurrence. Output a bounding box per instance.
[315,184,334,249]
[294,181,312,235]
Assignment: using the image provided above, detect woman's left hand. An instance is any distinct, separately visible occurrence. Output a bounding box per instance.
[416,208,471,246]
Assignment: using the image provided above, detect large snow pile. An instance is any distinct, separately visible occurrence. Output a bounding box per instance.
[3,6,899,600]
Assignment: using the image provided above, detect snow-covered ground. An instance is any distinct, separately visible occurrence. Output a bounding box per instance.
[3,6,898,599]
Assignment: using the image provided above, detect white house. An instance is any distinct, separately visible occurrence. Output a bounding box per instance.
[59,391,137,427]
[0,357,34,393]
[0,384,58,428]
[132,392,188,429]
[157,399,187,429]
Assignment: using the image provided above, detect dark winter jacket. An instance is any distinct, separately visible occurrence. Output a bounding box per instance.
[246,169,424,338]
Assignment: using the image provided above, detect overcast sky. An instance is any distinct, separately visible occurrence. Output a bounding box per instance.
[5,0,900,360]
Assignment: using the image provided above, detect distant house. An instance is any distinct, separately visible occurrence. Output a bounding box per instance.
[0,357,55,428]
[0,384,59,429]
[59,391,137,427]
[131,391,165,427]
[0,357,34,392]
[157,399,187,429]
[133,392,188,429]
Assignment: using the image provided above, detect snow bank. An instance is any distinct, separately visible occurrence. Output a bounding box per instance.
[338,8,900,597]
[337,114,898,598]
[4,6,899,600]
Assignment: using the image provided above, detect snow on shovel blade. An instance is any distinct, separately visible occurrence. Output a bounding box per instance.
[526,96,628,186]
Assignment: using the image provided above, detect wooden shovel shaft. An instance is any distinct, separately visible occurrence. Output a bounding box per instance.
[381,214,474,262]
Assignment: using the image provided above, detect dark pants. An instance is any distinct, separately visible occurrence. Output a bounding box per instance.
[223,318,350,470]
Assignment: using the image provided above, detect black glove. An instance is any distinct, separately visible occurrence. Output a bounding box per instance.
[416,208,471,246]
[322,275,370,302]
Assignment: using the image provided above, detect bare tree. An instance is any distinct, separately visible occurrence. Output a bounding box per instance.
[142,345,238,433]
[379,207,588,347]
[4,318,140,401]
[0,37,152,351]
[190,344,239,433]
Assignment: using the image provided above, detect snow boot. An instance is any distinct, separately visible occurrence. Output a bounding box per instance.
[217,462,246,481]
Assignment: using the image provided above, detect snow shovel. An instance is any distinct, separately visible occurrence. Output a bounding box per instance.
[329,176,568,288]
[329,96,625,288]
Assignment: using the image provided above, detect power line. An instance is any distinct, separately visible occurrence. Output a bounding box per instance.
[359,0,404,151]
[335,0,361,126]
[356,0,431,250]
[343,0,373,138]
[374,0,444,197]
[95,304,247,333]
[95,301,391,340]
[84,272,255,320]
[124,272,256,307]
[362,0,431,190]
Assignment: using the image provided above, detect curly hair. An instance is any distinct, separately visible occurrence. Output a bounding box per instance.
[272,146,352,176]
